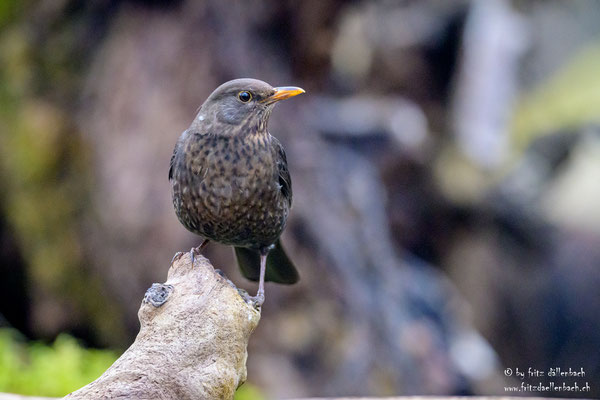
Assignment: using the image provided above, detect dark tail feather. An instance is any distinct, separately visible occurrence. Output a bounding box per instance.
[234,239,299,284]
[234,246,261,281]
[266,239,299,284]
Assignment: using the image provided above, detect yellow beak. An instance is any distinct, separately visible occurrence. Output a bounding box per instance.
[267,86,306,103]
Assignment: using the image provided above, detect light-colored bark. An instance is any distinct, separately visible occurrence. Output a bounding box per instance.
[64,252,260,400]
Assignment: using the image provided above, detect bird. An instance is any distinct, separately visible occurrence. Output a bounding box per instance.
[169,78,304,306]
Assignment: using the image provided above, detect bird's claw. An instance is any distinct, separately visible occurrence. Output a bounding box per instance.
[188,239,210,267]
[189,246,201,267]
[171,251,184,265]
[250,291,265,308]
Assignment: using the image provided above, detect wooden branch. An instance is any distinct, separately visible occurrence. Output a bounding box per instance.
[64,252,261,400]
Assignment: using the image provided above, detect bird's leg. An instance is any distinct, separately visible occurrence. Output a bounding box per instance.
[189,239,210,266]
[198,239,210,251]
[252,245,274,307]
[254,253,267,306]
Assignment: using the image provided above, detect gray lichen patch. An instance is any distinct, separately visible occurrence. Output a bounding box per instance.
[143,283,174,307]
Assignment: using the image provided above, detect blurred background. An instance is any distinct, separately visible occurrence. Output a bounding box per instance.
[1,0,599,398]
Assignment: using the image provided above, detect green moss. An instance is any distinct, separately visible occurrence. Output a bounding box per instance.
[0,329,118,397]
[0,329,265,399]
[234,383,266,400]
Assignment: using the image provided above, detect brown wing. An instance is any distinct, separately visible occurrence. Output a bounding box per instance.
[168,147,177,181]
[170,130,207,182]
[271,136,292,207]
[169,130,186,181]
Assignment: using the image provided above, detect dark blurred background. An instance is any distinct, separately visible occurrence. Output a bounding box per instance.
[1,0,599,398]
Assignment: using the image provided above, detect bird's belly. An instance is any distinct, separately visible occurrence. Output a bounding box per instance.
[173,173,288,248]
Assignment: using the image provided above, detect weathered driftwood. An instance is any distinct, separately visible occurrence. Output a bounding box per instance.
[64,252,261,400]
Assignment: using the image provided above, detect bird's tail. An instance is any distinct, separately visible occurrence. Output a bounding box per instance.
[234,239,299,284]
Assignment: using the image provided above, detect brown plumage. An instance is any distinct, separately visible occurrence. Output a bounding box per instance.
[169,78,304,305]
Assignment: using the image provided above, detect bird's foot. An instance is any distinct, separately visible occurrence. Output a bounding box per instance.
[235,287,263,310]
[250,290,265,308]
[171,251,184,265]
[189,246,203,267]
[189,239,210,266]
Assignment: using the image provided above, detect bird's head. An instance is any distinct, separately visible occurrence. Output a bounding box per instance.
[194,78,305,135]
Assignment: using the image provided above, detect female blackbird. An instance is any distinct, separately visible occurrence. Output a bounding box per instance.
[169,78,304,306]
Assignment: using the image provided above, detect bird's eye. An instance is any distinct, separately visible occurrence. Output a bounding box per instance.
[237,91,252,103]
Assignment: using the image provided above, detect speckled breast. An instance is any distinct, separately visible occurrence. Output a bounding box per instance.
[171,132,289,249]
